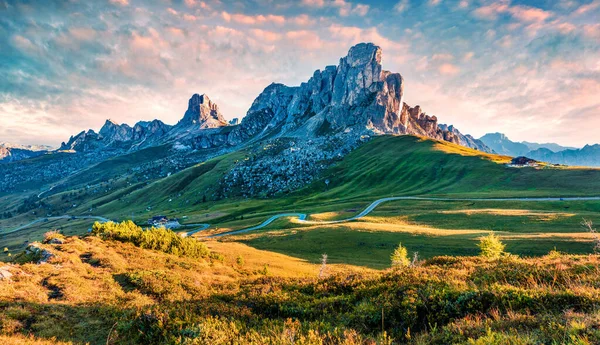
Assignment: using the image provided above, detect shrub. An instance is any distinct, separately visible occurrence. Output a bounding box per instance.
[390,243,410,268]
[92,221,210,259]
[43,231,65,244]
[236,255,245,266]
[478,233,506,259]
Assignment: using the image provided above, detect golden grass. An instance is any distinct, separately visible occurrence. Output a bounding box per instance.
[500,232,597,242]
[429,138,512,164]
[439,208,576,221]
[206,241,372,277]
[0,335,74,345]
[307,211,343,221]
[234,220,490,238]
[0,235,369,307]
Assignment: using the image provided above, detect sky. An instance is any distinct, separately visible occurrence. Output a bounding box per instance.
[0,0,599,148]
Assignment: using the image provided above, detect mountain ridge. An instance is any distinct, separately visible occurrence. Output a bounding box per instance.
[56,43,490,156]
[479,132,599,167]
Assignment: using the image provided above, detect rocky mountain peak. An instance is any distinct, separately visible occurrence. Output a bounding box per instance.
[345,42,382,68]
[178,93,227,128]
[99,119,133,142]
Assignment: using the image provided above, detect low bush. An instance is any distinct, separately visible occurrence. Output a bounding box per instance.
[92,221,210,259]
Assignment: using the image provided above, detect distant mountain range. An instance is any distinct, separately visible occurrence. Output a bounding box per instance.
[0,143,53,163]
[479,133,599,167]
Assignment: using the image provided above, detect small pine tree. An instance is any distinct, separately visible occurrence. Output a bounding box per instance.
[236,255,245,266]
[478,233,506,259]
[390,243,410,268]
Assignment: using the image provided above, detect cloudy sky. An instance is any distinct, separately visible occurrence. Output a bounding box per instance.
[1,0,599,147]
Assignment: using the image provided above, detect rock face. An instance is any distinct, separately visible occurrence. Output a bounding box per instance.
[0,266,13,280]
[178,94,227,129]
[187,43,488,152]
[56,43,488,155]
[439,124,490,153]
[60,119,172,152]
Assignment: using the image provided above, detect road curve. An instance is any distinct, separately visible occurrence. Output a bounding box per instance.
[209,196,600,238]
[1,215,110,237]
[179,224,210,238]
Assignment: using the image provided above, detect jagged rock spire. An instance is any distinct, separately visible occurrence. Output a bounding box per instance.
[178,93,227,128]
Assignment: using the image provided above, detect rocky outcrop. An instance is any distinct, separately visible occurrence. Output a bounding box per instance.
[439,124,491,153]
[177,94,227,129]
[0,266,13,280]
[59,130,104,152]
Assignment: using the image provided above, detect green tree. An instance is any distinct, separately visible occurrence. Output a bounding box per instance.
[478,233,506,259]
[390,243,410,268]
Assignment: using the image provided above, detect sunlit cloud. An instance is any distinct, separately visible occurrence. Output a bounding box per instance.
[0,0,598,147]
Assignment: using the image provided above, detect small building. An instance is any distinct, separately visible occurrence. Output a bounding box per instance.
[148,215,168,226]
[508,156,539,168]
[148,215,181,229]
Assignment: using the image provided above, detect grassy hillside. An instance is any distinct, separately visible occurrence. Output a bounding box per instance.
[1,231,600,344]
[4,135,600,256]
[87,135,600,221]
[301,135,600,201]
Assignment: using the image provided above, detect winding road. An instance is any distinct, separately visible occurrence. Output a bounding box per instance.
[208,196,600,238]
[4,196,600,239]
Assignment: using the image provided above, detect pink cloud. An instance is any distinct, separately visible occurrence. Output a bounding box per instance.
[438,63,460,75]
[301,0,325,7]
[183,14,197,21]
[251,29,282,42]
[583,24,600,38]
[291,14,316,26]
[508,5,552,23]
[221,12,285,25]
[394,0,409,13]
[431,53,454,61]
[109,0,128,6]
[129,29,166,53]
[352,4,369,16]
[12,35,37,54]
[285,30,323,50]
[69,27,97,41]
[473,1,551,23]
[473,2,509,20]
[574,0,600,15]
